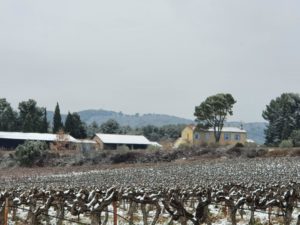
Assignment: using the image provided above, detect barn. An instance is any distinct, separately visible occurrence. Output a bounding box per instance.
[0,131,79,150]
[93,133,152,150]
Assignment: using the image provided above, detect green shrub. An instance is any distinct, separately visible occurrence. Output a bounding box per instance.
[15,141,48,167]
[244,142,258,148]
[178,143,193,150]
[290,130,300,147]
[226,146,242,157]
[235,142,244,148]
[208,142,220,148]
[110,151,141,164]
[146,145,161,151]
[279,139,293,148]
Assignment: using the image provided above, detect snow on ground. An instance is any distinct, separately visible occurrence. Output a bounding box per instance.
[4,157,300,224]
[7,203,300,225]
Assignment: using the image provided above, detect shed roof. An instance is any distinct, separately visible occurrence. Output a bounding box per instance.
[0,131,79,143]
[79,140,97,144]
[150,141,162,148]
[95,133,151,145]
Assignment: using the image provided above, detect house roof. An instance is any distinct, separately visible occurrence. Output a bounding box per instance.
[211,127,246,133]
[0,131,79,143]
[205,127,247,133]
[192,126,247,133]
[95,133,151,145]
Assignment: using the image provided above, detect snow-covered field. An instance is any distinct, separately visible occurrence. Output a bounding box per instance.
[2,157,300,189]
[2,157,300,224]
[6,202,300,224]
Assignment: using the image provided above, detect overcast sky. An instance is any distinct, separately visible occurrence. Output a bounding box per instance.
[0,0,299,122]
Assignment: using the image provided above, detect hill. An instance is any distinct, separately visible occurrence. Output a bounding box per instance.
[47,109,193,127]
[47,109,267,144]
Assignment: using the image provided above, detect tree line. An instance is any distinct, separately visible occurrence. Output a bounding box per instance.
[0,99,87,138]
[2,93,300,146]
[0,98,48,133]
[53,103,87,139]
[86,119,185,142]
[0,98,184,142]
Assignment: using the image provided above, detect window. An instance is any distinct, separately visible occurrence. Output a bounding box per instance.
[224,133,231,141]
[235,134,241,141]
[194,133,200,140]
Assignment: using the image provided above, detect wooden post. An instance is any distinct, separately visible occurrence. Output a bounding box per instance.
[113,201,118,225]
[4,198,9,225]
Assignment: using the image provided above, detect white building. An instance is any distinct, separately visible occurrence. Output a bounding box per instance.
[93,133,154,150]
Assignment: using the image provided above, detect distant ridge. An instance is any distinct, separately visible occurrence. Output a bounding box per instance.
[47,109,194,127]
[47,109,266,144]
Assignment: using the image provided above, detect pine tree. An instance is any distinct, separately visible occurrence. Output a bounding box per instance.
[263,93,300,146]
[53,102,63,133]
[64,112,87,139]
[194,93,236,143]
[0,98,19,131]
[18,99,44,132]
[99,119,120,134]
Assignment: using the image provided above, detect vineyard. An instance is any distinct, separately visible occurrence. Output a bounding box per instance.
[1,157,300,225]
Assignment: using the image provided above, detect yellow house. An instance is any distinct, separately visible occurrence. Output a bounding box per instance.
[174,125,247,148]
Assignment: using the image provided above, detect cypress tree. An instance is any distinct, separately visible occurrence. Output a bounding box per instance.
[64,112,73,134]
[41,108,49,133]
[53,102,63,133]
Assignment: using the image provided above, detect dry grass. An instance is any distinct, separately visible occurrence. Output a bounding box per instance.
[265,147,300,157]
[266,148,289,157]
[288,148,300,156]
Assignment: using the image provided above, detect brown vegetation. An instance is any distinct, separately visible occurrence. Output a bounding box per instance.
[1,144,300,170]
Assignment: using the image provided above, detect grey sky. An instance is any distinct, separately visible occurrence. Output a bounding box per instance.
[0,0,299,122]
